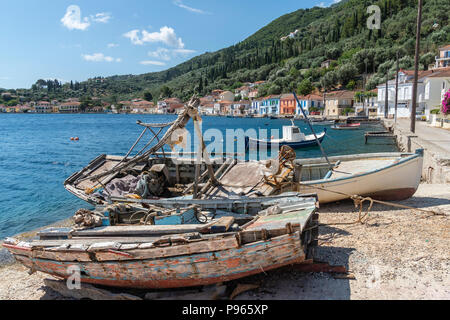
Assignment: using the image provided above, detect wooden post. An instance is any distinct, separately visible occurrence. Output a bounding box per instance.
[394,51,400,125]
[411,0,423,133]
[384,73,389,119]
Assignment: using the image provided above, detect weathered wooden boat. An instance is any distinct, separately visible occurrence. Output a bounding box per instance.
[3,193,319,289]
[294,149,424,203]
[245,121,326,150]
[331,123,360,130]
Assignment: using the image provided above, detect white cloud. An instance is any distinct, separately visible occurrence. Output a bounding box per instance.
[91,12,112,23]
[173,0,211,15]
[107,43,119,48]
[147,47,196,63]
[61,5,90,30]
[124,26,185,48]
[61,6,113,30]
[148,48,172,61]
[82,53,121,62]
[140,60,166,66]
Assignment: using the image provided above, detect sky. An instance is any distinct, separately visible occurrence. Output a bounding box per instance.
[0,0,342,89]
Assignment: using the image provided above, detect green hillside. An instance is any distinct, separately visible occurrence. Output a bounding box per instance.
[4,0,450,105]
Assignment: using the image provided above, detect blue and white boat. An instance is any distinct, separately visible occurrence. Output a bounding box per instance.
[245,121,326,150]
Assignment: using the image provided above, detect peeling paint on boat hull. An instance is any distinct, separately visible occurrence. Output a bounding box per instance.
[8,232,305,289]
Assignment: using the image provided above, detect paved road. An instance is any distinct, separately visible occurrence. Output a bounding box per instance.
[396,119,450,156]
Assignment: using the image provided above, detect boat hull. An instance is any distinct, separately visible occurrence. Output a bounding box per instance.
[297,152,423,203]
[6,232,305,289]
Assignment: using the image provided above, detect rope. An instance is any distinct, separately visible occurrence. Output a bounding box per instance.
[294,182,446,225]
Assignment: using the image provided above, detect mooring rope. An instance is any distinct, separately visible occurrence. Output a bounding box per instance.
[292,182,446,225]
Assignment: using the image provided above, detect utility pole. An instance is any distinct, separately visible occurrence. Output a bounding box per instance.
[394,51,400,124]
[384,73,389,119]
[411,0,423,133]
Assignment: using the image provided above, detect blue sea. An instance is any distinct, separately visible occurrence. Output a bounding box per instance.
[0,113,397,238]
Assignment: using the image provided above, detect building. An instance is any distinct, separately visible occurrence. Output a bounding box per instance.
[376,69,436,118]
[35,101,52,113]
[157,98,183,114]
[321,59,335,69]
[259,95,280,115]
[423,67,450,118]
[248,89,259,99]
[231,100,251,115]
[59,102,81,113]
[214,101,233,115]
[234,86,250,99]
[324,91,355,117]
[434,44,450,69]
[219,91,234,102]
[250,99,261,115]
[353,90,378,118]
[295,94,324,115]
[280,94,297,115]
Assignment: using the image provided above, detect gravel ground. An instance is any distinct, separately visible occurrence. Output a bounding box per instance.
[0,183,448,300]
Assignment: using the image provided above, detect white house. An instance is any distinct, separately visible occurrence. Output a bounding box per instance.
[377,70,436,118]
[423,67,450,118]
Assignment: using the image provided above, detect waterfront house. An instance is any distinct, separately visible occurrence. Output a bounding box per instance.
[324,91,355,117]
[376,69,435,118]
[35,101,52,113]
[231,100,251,115]
[214,101,233,115]
[211,89,224,101]
[251,98,261,115]
[59,102,81,113]
[259,95,280,115]
[0,105,5,112]
[126,99,155,114]
[157,98,183,114]
[280,94,297,115]
[354,89,378,118]
[434,44,450,69]
[295,94,324,115]
[423,67,450,118]
[199,103,215,115]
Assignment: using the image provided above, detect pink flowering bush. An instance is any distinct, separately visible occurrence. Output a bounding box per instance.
[442,89,450,115]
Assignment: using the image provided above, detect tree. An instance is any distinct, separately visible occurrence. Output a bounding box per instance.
[336,63,358,86]
[160,86,173,98]
[143,90,153,101]
[297,79,314,96]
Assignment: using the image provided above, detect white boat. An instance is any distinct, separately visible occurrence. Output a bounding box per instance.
[245,120,326,149]
[294,149,424,203]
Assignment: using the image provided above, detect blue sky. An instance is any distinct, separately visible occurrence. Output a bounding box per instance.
[0,0,341,89]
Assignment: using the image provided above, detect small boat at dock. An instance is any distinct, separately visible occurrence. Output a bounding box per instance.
[245,120,326,150]
[295,149,424,203]
[331,123,360,130]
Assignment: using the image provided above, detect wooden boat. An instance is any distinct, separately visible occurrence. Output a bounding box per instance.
[331,123,360,130]
[3,193,319,289]
[245,121,326,150]
[294,149,424,203]
[310,120,335,125]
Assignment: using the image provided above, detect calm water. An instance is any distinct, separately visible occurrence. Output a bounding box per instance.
[0,113,397,238]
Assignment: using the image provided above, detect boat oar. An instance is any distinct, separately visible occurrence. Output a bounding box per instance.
[292,92,332,169]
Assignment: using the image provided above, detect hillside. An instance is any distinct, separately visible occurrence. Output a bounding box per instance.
[3,0,450,105]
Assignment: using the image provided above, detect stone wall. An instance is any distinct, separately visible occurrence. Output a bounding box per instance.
[384,121,450,184]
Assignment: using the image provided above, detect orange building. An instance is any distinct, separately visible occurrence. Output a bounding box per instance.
[280,93,297,115]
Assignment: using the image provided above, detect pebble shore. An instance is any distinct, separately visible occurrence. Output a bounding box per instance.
[0,183,448,300]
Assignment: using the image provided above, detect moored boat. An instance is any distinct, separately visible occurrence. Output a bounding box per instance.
[331,123,360,130]
[245,121,326,150]
[294,149,424,203]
